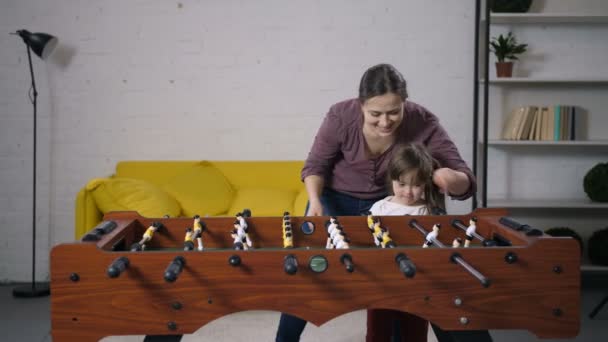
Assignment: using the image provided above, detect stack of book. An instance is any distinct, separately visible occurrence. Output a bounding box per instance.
[501,105,579,141]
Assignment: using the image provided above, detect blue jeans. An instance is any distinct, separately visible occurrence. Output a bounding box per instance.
[275,188,385,342]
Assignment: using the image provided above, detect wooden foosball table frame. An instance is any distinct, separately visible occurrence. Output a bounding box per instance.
[50,208,580,341]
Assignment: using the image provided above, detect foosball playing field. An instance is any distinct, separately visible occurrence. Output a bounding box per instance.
[50,208,580,341]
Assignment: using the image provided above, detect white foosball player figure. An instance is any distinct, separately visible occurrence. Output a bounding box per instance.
[423,224,441,248]
[452,237,462,248]
[464,217,477,248]
[236,212,252,247]
[232,221,249,250]
[332,231,350,249]
[231,227,245,250]
[334,237,350,249]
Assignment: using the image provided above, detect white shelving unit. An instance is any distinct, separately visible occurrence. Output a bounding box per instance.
[478,8,608,273]
[486,13,608,24]
[482,77,608,84]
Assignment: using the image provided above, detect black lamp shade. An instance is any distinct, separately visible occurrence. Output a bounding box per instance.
[17,30,58,60]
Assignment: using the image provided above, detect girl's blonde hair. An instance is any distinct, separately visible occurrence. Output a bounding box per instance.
[387,143,445,214]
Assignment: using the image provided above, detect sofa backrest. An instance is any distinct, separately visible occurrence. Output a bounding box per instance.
[115,160,305,190]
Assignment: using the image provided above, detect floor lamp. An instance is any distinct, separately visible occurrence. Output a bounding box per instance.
[11,29,58,298]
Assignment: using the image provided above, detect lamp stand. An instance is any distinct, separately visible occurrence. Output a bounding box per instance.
[12,45,50,298]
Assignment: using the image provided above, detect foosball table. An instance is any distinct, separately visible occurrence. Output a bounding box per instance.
[50,208,580,341]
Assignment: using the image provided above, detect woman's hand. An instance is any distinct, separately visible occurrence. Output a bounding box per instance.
[432,168,470,197]
[306,199,324,216]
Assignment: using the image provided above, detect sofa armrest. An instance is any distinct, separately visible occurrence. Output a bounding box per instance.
[75,186,103,240]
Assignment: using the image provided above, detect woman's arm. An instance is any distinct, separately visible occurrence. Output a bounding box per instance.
[303,175,325,216]
[421,110,477,200]
[432,167,470,197]
[301,105,344,215]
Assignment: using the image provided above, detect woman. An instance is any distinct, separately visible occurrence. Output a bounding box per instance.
[275,63,482,342]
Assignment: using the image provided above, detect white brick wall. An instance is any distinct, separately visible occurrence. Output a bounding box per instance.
[1,0,481,282]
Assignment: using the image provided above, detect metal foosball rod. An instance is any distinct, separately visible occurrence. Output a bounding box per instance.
[409,219,491,288]
[451,217,496,247]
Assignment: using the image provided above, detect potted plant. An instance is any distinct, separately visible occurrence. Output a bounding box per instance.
[490,32,528,77]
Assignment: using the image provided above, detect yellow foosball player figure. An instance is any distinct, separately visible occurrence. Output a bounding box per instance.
[192,215,206,251]
[282,212,294,248]
[365,211,374,231]
[372,219,383,247]
[184,228,195,251]
[380,227,396,248]
[283,231,293,248]
[423,223,441,248]
[130,221,162,251]
[464,216,477,247]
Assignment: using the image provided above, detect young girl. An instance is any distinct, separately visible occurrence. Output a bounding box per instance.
[369,142,445,216]
[366,142,444,342]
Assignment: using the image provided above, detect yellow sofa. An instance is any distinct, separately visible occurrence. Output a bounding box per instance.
[75,161,308,239]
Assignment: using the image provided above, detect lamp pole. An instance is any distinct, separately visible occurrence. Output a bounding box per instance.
[12,29,57,298]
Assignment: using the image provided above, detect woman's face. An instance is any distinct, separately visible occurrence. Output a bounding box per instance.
[361,93,404,138]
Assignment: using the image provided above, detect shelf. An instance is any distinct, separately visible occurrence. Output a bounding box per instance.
[480,77,608,84]
[485,13,608,24]
[486,199,608,209]
[581,263,608,273]
[487,140,608,147]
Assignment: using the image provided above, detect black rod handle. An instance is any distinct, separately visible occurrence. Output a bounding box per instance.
[395,253,416,278]
[164,256,186,282]
[340,253,355,273]
[107,256,129,278]
[284,254,298,275]
[499,217,543,236]
[451,253,491,287]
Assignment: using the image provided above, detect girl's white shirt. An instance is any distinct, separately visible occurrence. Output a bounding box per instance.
[369,196,428,216]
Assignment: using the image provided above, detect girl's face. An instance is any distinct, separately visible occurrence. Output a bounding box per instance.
[361,93,404,138]
[391,170,425,206]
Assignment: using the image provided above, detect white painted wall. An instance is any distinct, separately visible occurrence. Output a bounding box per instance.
[0,0,604,283]
[0,0,479,282]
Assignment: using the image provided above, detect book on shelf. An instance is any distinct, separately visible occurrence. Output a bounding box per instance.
[500,105,580,141]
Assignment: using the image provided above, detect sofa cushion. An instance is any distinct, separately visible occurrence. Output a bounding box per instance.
[162,162,234,217]
[228,188,296,217]
[86,177,181,218]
